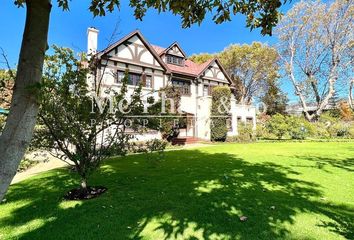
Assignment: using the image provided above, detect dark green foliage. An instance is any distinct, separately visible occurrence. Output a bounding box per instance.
[227,122,255,142]
[127,139,168,166]
[261,79,288,115]
[210,86,231,142]
[287,116,308,140]
[14,0,285,35]
[237,123,255,142]
[145,139,168,166]
[266,113,289,139]
[261,113,354,140]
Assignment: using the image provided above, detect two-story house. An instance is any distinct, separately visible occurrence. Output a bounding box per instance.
[87,27,256,141]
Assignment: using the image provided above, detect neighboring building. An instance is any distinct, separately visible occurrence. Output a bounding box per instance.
[286,102,339,116]
[87,27,256,141]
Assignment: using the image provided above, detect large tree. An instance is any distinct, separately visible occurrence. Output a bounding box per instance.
[0,0,286,201]
[219,42,279,104]
[190,43,279,104]
[189,53,215,64]
[276,0,353,121]
[261,78,288,115]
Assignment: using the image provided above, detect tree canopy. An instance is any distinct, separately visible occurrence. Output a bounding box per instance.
[276,0,353,121]
[15,0,286,35]
[190,42,280,104]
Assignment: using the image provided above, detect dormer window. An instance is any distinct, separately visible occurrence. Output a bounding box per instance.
[166,54,184,66]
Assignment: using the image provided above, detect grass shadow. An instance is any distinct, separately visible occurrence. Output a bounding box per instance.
[0,149,353,239]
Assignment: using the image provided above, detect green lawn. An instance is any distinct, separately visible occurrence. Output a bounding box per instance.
[1,142,353,240]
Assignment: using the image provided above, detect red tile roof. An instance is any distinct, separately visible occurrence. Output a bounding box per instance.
[151,44,214,76]
[151,45,166,55]
[166,59,213,76]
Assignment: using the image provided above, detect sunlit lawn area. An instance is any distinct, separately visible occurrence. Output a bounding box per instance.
[0,142,353,240]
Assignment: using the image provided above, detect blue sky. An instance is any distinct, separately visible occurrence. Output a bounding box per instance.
[0,0,298,101]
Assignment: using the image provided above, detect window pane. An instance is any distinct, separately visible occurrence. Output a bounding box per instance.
[166,55,183,65]
[172,79,190,95]
[128,73,141,85]
[117,71,125,83]
[146,76,152,88]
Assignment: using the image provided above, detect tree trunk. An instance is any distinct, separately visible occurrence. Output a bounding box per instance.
[0,0,51,201]
[81,178,88,190]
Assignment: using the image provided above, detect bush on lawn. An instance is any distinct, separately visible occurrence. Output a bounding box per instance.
[261,111,354,140]
[255,114,274,139]
[348,125,354,138]
[287,116,308,140]
[266,113,289,139]
[128,139,168,154]
[145,139,168,165]
[310,121,331,139]
[237,122,255,142]
[210,86,231,142]
[328,122,350,138]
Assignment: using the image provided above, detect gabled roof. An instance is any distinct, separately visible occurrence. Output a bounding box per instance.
[96,30,169,72]
[159,42,188,58]
[197,57,233,84]
[95,30,232,84]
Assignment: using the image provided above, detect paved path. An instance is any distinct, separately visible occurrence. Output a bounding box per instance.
[11,157,67,184]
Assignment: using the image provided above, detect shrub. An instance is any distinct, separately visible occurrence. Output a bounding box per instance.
[145,139,168,166]
[266,113,289,139]
[310,121,331,139]
[128,141,148,153]
[319,112,337,125]
[128,139,167,155]
[255,114,272,139]
[255,124,271,139]
[287,116,308,140]
[348,125,354,138]
[236,123,255,142]
[262,112,354,140]
[146,139,167,155]
[328,123,349,138]
[210,86,231,142]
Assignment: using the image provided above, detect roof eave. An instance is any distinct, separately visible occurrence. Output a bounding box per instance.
[96,30,170,73]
